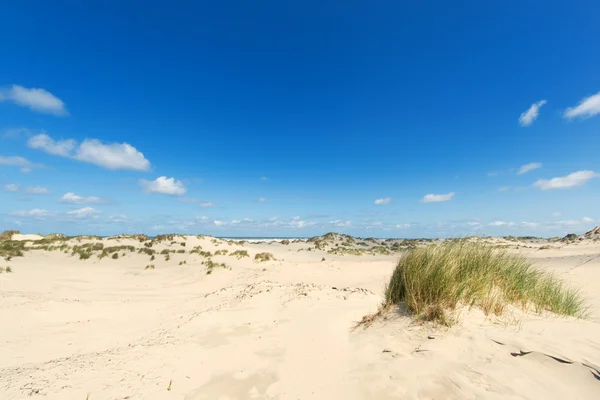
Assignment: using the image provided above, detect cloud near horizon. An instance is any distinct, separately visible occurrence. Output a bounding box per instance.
[517,162,542,175]
[0,85,68,116]
[564,92,600,119]
[3,184,49,194]
[421,192,455,203]
[533,170,599,190]
[519,100,546,126]
[27,133,150,171]
[140,176,187,195]
[0,155,40,172]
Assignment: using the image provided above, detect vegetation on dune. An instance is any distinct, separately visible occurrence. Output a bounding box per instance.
[97,245,135,259]
[0,240,26,259]
[138,247,156,256]
[214,249,228,256]
[229,250,249,259]
[145,264,155,270]
[202,259,230,274]
[382,240,586,325]
[254,252,275,262]
[280,239,290,245]
[0,230,19,241]
[190,246,212,257]
[0,266,13,273]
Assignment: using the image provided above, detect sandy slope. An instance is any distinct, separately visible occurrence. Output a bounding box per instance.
[1,235,599,399]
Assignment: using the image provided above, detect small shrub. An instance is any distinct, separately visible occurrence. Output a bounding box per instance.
[321,257,326,262]
[281,239,290,245]
[178,260,187,265]
[145,264,155,270]
[165,254,170,261]
[150,255,155,261]
[229,250,249,259]
[214,249,228,256]
[0,230,20,241]
[180,242,186,247]
[254,252,275,262]
[112,253,119,259]
[160,249,170,255]
[176,249,185,254]
[202,259,230,274]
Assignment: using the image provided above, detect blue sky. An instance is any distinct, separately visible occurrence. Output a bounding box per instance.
[1,1,599,238]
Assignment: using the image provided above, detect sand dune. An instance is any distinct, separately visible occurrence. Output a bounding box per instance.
[1,233,599,399]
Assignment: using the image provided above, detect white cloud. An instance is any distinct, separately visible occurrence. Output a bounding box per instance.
[66,207,100,219]
[3,184,19,192]
[27,133,75,156]
[213,220,226,226]
[258,197,267,203]
[9,209,52,219]
[582,217,595,223]
[0,85,68,116]
[0,155,39,172]
[140,176,186,195]
[108,214,128,223]
[374,197,392,205]
[533,170,599,190]
[421,192,454,203]
[24,186,49,194]
[3,184,49,194]
[177,197,199,203]
[520,221,539,229]
[60,192,105,204]
[489,221,515,227]
[519,100,546,126]
[330,220,351,227]
[564,92,600,119]
[552,212,562,217]
[27,133,150,171]
[517,162,542,175]
[200,202,215,208]
[396,223,411,229]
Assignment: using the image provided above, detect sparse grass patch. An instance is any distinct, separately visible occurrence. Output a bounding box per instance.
[254,252,275,262]
[145,264,155,270]
[281,239,290,245]
[0,240,26,258]
[202,259,230,274]
[112,253,119,259]
[383,240,586,325]
[0,266,13,273]
[0,230,20,241]
[214,249,228,256]
[229,250,249,259]
[138,247,156,256]
[179,260,187,265]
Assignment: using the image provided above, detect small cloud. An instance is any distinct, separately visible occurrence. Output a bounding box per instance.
[258,197,267,203]
[213,220,226,226]
[108,214,128,223]
[519,100,546,126]
[140,176,187,196]
[374,197,392,205]
[27,133,150,171]
[24,186,49,194]
[4,184,49,194]
[489,221,515,227]
[564,92,600,119]
[517,162,542,175]
[66,207,101,219]
[330,220,351,227]
[552,212,562,217]
[396,223,411,229]
[497,186,510,192]
[421,192,454,203]
[0,155,40,172]
[60,192,105,204]
[177,197,199,203]
[582,217,595,223]
[200,202,215,208]
[3,184,19,192]
[533,170,599,190]
[0,84,68,116]
[9,208,52,219]
[520,221,539,229]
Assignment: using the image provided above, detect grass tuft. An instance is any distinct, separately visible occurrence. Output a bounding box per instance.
[383,240,586,325]
[254,252,275,262]
[229,250,249,259]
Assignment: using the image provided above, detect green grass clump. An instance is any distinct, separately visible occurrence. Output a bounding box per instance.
[112,253,119,259]
[214,249,228,256]
[0,240,26,258]
[145,264,155,270]
[229,250,249,259]
[254,252,275,262]
[0,266,13,273]
[280,239,290,245]
[138,247,156,256]
[383,240,586,325]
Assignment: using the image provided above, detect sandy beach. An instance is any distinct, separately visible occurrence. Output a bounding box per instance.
[0,231,599,399]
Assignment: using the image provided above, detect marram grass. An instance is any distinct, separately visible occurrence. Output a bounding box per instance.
[384,240,586,324]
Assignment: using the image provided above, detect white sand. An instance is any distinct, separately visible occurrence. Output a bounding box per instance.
[1,235,599,399]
